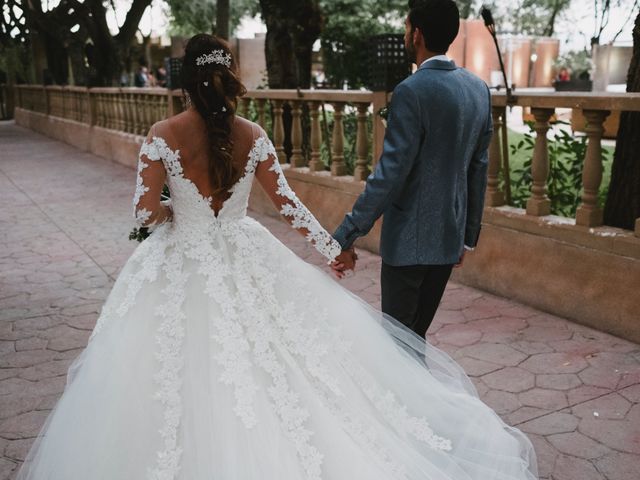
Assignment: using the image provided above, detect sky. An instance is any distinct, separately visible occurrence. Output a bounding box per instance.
[93,0,637,53]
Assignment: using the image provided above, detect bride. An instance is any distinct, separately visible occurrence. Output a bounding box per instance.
[17,34,537,480]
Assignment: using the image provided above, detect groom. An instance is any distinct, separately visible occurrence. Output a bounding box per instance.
[332,0,492,338]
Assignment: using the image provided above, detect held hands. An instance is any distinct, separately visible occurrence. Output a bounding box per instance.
[331,248,358,279]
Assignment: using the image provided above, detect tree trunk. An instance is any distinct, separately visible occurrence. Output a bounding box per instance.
[259,0,322,89]
[216,0,230,39]
[603,11,640,229]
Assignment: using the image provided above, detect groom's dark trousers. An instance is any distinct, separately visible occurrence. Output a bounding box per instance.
[381,262,453,337]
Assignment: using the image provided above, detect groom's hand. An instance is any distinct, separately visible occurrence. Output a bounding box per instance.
[331,248,357,279]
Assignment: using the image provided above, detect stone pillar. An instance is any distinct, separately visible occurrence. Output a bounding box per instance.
[331,102,346,176]
[256,98,266,129]
[354,103,370,181]
[526,107,554,216]
[238,97,251,118]
[308,101,324,172]
[272,100,286,163]
[575,109,610,227]
[290,100,304,167]
[371,91,387,167]
[486,106,505,206]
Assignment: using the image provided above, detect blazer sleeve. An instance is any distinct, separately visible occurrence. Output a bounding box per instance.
[464,87,492,248]
[333,82,422,250]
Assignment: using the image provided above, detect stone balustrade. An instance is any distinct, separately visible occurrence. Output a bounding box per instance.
[489,92,640,235]
[11,85,640,236]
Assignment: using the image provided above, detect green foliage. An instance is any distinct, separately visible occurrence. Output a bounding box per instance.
[508,122,611,217]
[319,0,406,88]
[166,0,259,37]
[554,49,594,78]
[489,0,571,36]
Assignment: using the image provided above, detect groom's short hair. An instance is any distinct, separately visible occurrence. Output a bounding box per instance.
[408,0,460,54]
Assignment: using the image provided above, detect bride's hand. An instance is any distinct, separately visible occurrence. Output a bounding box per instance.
[331,249,357,279]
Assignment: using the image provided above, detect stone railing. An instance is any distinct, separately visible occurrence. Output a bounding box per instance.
[13,85,387,181]
[489,92,640,235]
[12,85,640,236]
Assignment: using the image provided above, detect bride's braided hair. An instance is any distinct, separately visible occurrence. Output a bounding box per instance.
[181,34,247,197]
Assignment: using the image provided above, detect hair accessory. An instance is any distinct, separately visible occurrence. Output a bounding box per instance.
[196,49,232,67]
[203,81,209,86]
[221,106,227,112]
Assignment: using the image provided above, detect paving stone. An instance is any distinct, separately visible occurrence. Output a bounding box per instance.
[518,388,568,410]
[0,411,50,440]
[481,367,535,393]
[578,415,640,454]
[618,384,640,403]
[3,438,33,462]
[571,392,632,420]
[519,352,588,374]
[507,406,552,425]
[552,454,606,480]
[455,343,528,366]
[547,431,611,459]
[536,373,582,390]
[519,412,579,435]
[595,451,640,480]
[526,434,557,478]
[481,390,521,414]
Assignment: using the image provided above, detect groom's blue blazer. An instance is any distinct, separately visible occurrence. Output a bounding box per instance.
[333,59,492,266]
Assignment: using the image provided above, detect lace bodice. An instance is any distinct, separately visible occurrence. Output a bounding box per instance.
[133,125,341,263]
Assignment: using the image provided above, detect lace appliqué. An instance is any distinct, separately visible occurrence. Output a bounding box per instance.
[256,140,341,264]
[147,247,188,480]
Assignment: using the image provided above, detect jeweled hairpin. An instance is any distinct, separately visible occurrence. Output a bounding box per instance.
[195,49,232,67]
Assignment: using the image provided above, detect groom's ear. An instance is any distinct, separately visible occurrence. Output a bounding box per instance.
[412,27,424,49]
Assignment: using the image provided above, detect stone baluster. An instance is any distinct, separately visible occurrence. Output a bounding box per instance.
[238,97,251,118]
[272,100,286,163]
[331,102,347,176]
[107,93,116,130]
[526,108,554,216]
[123,92,132,133]
[139,94,149,135]
[308,101,324,171]
[353,103,370,180]
[486,106,505,206]
[256,98,266,129]
[290,100,305,167]
[575,109,611,227]
[116,92,125,131]
[131,93,141,134]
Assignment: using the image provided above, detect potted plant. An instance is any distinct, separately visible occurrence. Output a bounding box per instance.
[553,50,593,91]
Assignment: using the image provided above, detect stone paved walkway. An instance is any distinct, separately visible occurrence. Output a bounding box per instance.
[1,121,639,480]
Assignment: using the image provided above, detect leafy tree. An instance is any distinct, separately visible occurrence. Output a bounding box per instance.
[319,0,406,89]
[604,10,640,229]
[258,0,323,88]
[1,0,153,86]
[496,0,572,36]
[166,0,258,37]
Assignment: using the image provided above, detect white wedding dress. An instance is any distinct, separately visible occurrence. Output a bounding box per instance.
[17,122,538,480]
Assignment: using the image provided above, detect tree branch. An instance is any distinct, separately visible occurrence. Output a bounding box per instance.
[116,0,152,46]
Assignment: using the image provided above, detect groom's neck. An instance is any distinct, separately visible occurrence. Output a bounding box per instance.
[416,49,444,67]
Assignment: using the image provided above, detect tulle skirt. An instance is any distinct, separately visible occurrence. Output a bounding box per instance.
[17,216,538,480]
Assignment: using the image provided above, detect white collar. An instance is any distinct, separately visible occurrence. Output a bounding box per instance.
[419,54,450,68]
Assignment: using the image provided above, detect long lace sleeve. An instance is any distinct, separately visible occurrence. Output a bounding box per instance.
[133,130,173,228]
[254,136,342,264]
